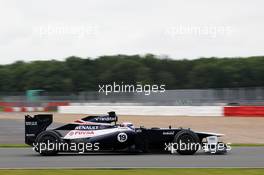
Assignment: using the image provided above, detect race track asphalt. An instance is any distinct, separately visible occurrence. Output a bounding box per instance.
[0,147,264,168]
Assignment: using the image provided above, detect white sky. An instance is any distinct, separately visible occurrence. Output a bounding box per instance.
[0,0,263,64]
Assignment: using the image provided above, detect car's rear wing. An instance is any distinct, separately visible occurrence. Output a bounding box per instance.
[25,114,53,145]
[80,111,118,124]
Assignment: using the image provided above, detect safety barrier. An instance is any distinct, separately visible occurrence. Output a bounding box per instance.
[58,106,223,116]
[3,107,46,112]
[58,105,264,117]
[0,101,69,112]
[1,102,264,117]
[224,106,264,117]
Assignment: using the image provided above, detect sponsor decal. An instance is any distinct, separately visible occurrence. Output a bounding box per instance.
[74,131,94,135]
[25,121,37,126]
[163,131,175,135]
[26,134,35,136]
[136,129,142,133]
[67,131,94,137]
[68,131,74,136]
[94,116,116,122]
[64,127,131,139]
[117,132,128,142]
[75,125,99,130]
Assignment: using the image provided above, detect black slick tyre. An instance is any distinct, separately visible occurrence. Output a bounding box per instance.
[173,129,200,155]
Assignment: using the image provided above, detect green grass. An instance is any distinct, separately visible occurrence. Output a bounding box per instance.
[0,169,263,175]
[0,143,264,148]
[231,143,264,147]
[0,144,29,148]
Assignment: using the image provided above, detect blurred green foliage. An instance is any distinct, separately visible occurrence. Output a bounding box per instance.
[0,54,263,92]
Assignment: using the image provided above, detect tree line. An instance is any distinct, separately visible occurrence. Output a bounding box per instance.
[0,54,263,92]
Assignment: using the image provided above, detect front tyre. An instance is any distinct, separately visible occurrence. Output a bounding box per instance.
[173,129,200,155]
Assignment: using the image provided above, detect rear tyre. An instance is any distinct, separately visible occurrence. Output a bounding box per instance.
[173,129,200,155]
[35,130,61,156]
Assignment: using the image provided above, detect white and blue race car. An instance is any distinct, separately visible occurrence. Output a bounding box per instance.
[25,112,229,156]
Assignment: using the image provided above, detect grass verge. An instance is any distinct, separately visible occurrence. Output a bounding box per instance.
[231,143,264,147]
[0,143,264,148]
[0,169,264,175]
[0,144,29,148]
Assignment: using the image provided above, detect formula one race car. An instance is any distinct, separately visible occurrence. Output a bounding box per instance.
[25,112,230,156]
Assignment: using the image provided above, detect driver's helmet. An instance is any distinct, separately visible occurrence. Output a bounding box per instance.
[121,122,134,129]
